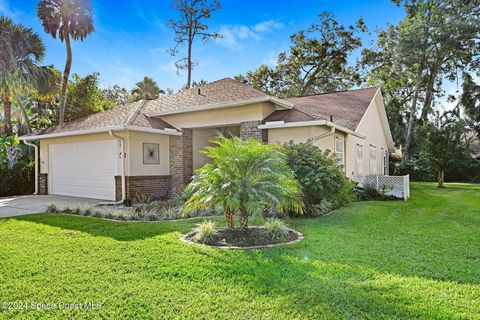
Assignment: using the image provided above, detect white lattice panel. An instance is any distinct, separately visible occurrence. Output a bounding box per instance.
[352,174,410,200]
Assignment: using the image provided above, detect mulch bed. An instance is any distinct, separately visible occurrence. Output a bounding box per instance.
[182,227,302,249]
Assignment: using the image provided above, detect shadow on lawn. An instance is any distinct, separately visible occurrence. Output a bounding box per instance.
[13,213,201,241]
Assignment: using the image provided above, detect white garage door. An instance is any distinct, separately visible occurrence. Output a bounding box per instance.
[49,140,119,200]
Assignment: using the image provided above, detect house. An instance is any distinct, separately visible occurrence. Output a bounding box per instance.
[19,78,395,201]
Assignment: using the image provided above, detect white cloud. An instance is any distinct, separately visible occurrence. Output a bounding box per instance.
[216,20,284,51]
[253,20,284,33]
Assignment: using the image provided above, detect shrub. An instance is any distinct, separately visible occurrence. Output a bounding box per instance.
[184,136,304,230]
[123,199,133,207]
[264,218,290,240]
[63,206,72,214]
[103,211,115,219]
[132,193,152,204]
[71,207,81,215]
[283,141,354,215]
[83,208,92,216]
[193,220,218,243]
[45,204,57,213]
[92,210,103,218]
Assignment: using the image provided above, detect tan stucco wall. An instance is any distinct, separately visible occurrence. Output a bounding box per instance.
[267,126,347,169]
[127,131,170,176]
[267,125,334,150]
[192,126,240,170]
[39,130,170,177]
[345,97,389,177]
[161,102,276,129]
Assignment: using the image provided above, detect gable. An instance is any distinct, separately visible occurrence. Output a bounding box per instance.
[356,90,394,152]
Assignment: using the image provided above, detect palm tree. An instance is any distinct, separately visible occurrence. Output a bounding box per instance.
[37,0,94,124]
[0,17,52,136]
[131,77,164,101]
[184,136,304,230]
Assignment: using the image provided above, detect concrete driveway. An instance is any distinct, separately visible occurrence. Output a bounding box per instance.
[0,195,105,218]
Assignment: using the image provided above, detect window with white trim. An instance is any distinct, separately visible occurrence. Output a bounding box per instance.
[355,144,363,175]
[335,137,345,166]
[370,145,377,174]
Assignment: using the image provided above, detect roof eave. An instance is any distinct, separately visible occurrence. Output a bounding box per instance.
[258,120,366,139]
[150,96,294,117]
[17,125,182,140]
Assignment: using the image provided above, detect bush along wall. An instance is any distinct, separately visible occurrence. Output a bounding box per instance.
[283,141,355,216]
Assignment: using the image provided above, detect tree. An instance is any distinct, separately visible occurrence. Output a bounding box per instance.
[184,136,304,230]
[460,73,480,137]
[240,12,366,97]
[422,110,467,188]
[168,0,222,89]
[65,73,115,121]
[391,0,480,161]
[360,25,418,147]
[131,77,164,101]
[37,0,94,124]
[181,79,209,90]
[0,17,55,136]
[101,84,131,106]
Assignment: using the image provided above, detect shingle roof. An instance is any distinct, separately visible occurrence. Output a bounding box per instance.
[23,79,379,137]
[143,78,270,116]
[26,100,176,136]
[263,87,379,131]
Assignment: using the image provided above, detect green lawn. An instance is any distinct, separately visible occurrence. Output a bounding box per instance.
[0,183,479,319]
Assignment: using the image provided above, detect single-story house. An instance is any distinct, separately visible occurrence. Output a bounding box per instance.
[19,78,394,201]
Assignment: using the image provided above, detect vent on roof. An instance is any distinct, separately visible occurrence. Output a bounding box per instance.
[198,88,201,95]
[330,115,334,122]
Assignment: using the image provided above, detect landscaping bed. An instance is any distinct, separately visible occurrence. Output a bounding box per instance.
[183,226,302,248]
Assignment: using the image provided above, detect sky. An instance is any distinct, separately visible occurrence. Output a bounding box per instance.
[1,0,406,91]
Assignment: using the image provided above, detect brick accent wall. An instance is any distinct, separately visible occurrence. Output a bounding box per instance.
[115,175,171,201]
[169,129,193,195]
[240,121,265,141]
[39,173,48,195]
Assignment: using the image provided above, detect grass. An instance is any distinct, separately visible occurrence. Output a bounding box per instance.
[0,182,479,319]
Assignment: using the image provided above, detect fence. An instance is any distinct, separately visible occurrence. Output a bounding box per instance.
[352,174,410,200]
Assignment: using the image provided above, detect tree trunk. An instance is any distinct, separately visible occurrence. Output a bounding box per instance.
[2,97,13,136]
[239,206,249,230]
[420,65,439,123]
[59,31,72,124]
[402,61,425,163]
[437,169,445,188]
[15,96,32,134]
[224,207,234,230]
[187,37,192,89]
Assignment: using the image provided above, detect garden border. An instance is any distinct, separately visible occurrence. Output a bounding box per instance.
[180,226,304,249]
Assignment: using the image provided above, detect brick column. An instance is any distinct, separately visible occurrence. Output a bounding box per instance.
[240,121,265,141]
[169,129,193,195]
[38,173,48,195]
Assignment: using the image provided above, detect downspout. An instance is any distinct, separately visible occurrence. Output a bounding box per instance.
[24,140,38,195]
[109,130,126,202]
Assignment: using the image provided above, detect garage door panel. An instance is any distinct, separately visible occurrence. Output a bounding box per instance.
[50,140,119,200]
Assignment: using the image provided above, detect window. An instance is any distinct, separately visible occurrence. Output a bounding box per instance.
[335,137,345,166]
[382,149,388,175]
[355,144,363,175]
[370,145,377,174]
